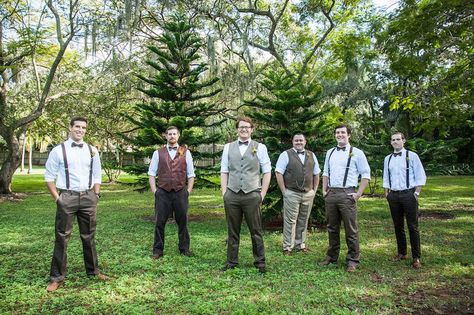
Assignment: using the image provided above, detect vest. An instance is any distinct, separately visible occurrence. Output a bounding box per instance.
[227,140,261,193]
[156,146,187,192]
[283,149,315,192]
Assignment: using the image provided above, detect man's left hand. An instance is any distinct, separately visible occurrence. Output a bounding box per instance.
[348,192,362,201]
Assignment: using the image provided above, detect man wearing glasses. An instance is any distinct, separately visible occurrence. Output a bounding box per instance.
[220,117,271,273]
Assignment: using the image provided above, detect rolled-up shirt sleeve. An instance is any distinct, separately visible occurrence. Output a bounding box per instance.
[92,148,102,184]
[44,148,60,182]
[413,153,427,187]
[275,152,288,174]
[258,144,272,173]
[220,143,230,173]
[382,156,390,189]
[312,152,321,175]
[186,150,196,178]
[357,151,371,180]
[147,151,159,176]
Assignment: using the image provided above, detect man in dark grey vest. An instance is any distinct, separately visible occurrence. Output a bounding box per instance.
[220,117,271,273]
[275,133,320,256]
[44,117,106,292]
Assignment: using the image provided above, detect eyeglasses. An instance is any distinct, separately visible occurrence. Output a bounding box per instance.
[238,126,251,130]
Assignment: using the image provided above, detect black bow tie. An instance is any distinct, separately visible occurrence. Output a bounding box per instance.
[336,146,346,151]
[71,142,83,148]
[239,141,249,146]
[168,146,178,151]
[297,151,305,155]
[393,152,402,157]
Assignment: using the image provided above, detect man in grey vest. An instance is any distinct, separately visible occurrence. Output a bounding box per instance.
[44,117,106,292]
[275,133,320,255]
[383,132,426,269]
[220,117,271,273]
[319,124,370,272]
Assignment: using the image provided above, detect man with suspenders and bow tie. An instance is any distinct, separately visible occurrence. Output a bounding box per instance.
[319,124,371,272]
[383,132,426,269]
[44,117,105,292]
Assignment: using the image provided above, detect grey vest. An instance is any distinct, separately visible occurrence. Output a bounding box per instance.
[227,140,261,193]
[283,149,315,192]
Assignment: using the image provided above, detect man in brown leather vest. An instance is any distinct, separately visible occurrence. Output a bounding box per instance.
[148,126,195,259]
[275,133,320,256]
[220,117,271,273]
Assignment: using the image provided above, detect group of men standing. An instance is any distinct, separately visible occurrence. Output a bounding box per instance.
[44,116,426,291]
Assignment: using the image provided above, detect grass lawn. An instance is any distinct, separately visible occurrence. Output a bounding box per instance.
[1,173,473,314]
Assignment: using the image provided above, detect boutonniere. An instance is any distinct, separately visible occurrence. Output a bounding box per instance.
[349,152,354,157]
[178,147,185,156]
[252,146,257,155]
[91,147,97,157]
[406,156,410,161]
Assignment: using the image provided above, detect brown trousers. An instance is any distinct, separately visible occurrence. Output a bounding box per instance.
[224,190,265,268]
[324,187,360,265]
[50,190,100,282]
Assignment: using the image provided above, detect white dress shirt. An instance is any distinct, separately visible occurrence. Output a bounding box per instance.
[148,145,196,178]
[382,148,426,190]
[44,138,102,190]
[275,148,321,175]
[220,138,272,174]
[322,145,371,187]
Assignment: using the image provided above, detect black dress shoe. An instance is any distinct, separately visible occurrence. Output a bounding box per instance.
[152,252,163,260]
[220,264,236,271]
[257,266,266,273]
[180,250,193,257]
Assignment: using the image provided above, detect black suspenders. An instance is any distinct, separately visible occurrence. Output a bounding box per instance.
[60,142,94,190]
[328,146,353,188]
[388,149,410,189]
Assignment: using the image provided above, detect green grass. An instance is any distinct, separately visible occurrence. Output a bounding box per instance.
[1,174,473,314]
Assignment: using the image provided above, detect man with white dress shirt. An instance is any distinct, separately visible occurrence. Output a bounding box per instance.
[220,117,271,273]
[148,126,195,259]
[383,132,426,269]
[319,124,371,272]
[44,117,105,292]
[275,134,320,255]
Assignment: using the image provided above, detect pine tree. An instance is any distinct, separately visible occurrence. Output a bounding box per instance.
[244,70,333,223]
[124,13,224,185]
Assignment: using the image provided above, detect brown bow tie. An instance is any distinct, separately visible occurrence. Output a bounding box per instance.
[168,146,178,151]
[336,146,346,151]
[297,151,305,155]
[71,142,83,148]
[239,141,249,146]
[393,152,402,157]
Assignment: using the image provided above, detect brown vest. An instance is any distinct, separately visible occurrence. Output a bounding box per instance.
[283,149,315,192]
[156,146,187,192]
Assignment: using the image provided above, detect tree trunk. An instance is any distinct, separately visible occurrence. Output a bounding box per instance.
[0,133,22,194]
[28,141,33,174]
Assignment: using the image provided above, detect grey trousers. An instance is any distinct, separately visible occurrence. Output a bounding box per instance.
[223,190,265,267]
[50,189,100,282]
[324,187,360,265]
[282,189,315,251]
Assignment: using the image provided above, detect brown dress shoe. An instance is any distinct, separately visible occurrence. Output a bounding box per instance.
[297,248,310,253]
[152,252,163,260]
[283,250,292,256]
[319,257,337,266]
[96,272,108,280]
[392,254,408,262]
[46,281,63,292]
[346,265,357,273]
[412,259,421,269]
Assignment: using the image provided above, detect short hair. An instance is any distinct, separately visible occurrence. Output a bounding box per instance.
[391,132,405,140]
[70,117,87,127]
[165,126,180,134]
[292,133,306,140]
[235,117,254,128]
[334,124,351,135]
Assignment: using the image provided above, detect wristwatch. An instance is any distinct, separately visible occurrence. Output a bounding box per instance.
[96,193,101,199]
[414,192,420,197]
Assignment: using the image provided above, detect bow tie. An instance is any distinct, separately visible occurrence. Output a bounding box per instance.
[71,142,83,148]
[336,146,346,151]
[393,152,402,157]
[238,141,249,146]
[297,151,305,155]
[168,146,178,151]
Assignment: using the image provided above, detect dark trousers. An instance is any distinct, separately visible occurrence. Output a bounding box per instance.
[324,188,360,265]
[387,189,420,259]
[50,190,99,282]
[153,188,190,254]
[223,190,265,268]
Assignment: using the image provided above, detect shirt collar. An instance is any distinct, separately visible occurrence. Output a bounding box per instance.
[238,137,251,143]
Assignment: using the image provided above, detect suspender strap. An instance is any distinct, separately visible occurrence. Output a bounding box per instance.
[61,143,70,189]
[327,148,336,187]
[406,149,410,188]
[87,144,94,189]
[387,154,393,188]
[342,146,353,187]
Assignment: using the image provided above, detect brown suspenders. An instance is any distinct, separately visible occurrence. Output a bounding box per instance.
[60,142,94,190]
[328,146,354,188]
[387,149,410,189]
